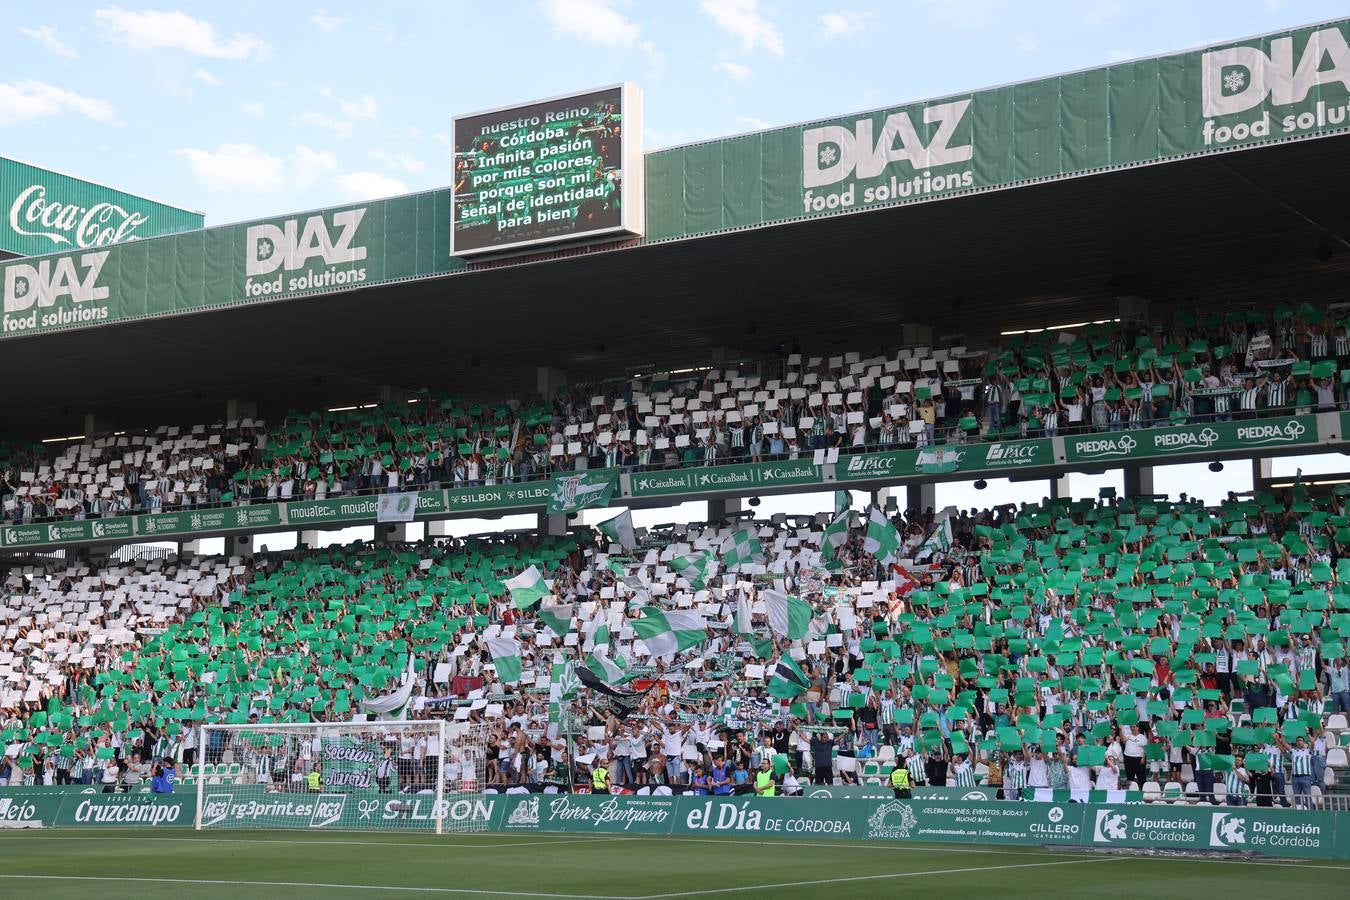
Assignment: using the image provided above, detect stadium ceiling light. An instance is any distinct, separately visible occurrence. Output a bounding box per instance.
[1001,317,1121,336]
[327,405,359,412]
[41,434,85,443]
[1208,461,1224,473]
[974,479,988,490]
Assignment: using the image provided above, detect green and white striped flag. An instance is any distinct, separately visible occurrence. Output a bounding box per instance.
[585,652,632,685]
[821,508,850,561]
[762,589,812,640]
[670,552,714,589]
[589,621,611,652]
[598,509,637,550]
[487,637,523,684]
[767,656,812,699]
[835,490,851,514]
[864,507,901,563]
[504,565,551,609]
[916,513,953,560]
[536,603,574,638]
[632,607,709,656]
[721,528,764,570]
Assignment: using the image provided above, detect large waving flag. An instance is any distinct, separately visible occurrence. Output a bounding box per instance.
[821,509,850,561]
[762,589,812,640]
[721,528,764,570]
[536,603,574,638]
[598,509,637,550]
[487,637,523,684]
[767,657,811,699]
[632,607,708,656]
[670,552,714,589]
[585,651,633,686]
[504,565,550,609]
[864,508,901,564]
[916,513,953,561]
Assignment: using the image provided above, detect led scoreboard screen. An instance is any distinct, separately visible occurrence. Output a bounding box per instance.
[451,83,644,257]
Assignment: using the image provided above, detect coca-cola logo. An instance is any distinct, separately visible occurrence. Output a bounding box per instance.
[8,184,150,249]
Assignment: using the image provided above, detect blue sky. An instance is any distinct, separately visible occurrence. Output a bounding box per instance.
[3,1,1344,225]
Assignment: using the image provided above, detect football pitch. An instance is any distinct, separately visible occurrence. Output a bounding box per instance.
[0,830,1343,899]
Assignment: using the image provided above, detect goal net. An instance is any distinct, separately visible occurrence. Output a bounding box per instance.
[195,720,489,833]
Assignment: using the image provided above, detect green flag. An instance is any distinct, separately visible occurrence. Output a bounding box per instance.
[722,528,764,569]
[768,657,811,699]
[762,589,812,641]
[821,509,850,561]
[487,637,523,684]
[864,507,901,563]
[916,446,960,474]
[835,490,851,514]
[632,607,708,656]
[585,652,632,685]
[536,603,574,638]
[548,470,617,514]
[505,565,550,609]
[670,552,714,589]
[598,508,636,550]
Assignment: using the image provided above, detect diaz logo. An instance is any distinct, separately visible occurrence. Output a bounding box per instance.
[867,800,918,839]
[1209,812,1247,848]
[244,208,368,299]
[309,794,348,828]
[3,251,110,315]
[1093,809,1128,843]
[804,100,973,189]
[507,796,540,827]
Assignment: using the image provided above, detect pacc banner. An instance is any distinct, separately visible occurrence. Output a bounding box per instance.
[836,438,1052,484]
[0,156,202,257]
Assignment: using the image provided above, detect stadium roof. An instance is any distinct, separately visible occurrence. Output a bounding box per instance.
[5,19,1349,437]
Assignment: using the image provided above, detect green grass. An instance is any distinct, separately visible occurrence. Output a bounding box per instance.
[0,829,1342,899]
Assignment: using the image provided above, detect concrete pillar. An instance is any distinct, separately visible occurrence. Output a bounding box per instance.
[1050,474,1072,500]
[1117,295,1149,323]
[227,533,254,557]
[298,529,322,549]
[876,487,900,514]
[377,385,407,405]
[905,482,936,516]
[707,496,742,522]
[1251,457,1274,493]
[901,324,935,346]
[82,413,110,439]
[537,367,568,400]
[226,400,258,423]
[179,539,203,558]
[539,512,568,537]
[1123,465,1155,498]
[375,522,408,545]
[426,520,451,539]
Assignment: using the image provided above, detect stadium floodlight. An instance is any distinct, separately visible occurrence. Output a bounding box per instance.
[195,720,488,834]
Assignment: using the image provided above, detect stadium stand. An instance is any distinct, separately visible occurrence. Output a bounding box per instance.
[5,301,1348,525]
[3,485,1347,807]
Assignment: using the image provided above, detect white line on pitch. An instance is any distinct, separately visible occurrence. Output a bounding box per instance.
[0,874,631,899]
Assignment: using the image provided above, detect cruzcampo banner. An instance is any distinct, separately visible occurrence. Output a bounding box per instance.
[0,156,202,257]
[629,460,822,498]
[0,790,194,827]
[642,20,1350,240]
[836,438,1052,483]
[548,470,618,514]
[1063,416,1317,463]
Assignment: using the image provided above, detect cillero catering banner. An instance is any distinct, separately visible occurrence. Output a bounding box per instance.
[451,83,644,257]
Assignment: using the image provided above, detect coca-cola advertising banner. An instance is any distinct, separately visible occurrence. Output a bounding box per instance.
[1,156,202,257]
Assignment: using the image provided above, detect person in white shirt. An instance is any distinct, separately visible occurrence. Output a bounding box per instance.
[1094,755,1120,791]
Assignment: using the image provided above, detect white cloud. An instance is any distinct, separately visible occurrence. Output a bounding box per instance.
[193,67,222,86]
[238,100,265,117]
[334,171,409,201]
[369,149,426,174]
[289,145,339,188]
[174,143,338,192]
[700,0,783,57]
[94,7,271,61]
[338,94,378,119]
[0,80,117,126]
[1013,32,1037,53]
[311,9,352,31]
[819,11,867,38]
[294,110,353,139]
[715,61,751,81]
[18,25,77,58]
[540,0,640,46]
[174,143,285,192]
[736,115,771,130]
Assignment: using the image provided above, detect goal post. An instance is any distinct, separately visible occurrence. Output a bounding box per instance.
[193,720,488,833]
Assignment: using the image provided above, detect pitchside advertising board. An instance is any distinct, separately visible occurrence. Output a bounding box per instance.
[451,84,645,256]
[0,156,202,257]
[3,790,1344,858]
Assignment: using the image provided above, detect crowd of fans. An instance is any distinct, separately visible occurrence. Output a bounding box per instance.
[4,302,1350,526]
[2,483,1348,806]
